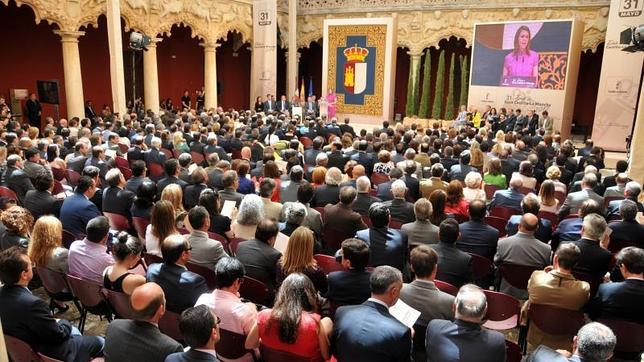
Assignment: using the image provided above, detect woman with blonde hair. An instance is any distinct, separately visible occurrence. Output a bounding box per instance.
[0,206,34,250]
[172,131,189,153]
[469,140,484,170]
[276,226,327,294]
[161,183,187,227]
[463,172,486,202]
[539,180,559,213]
[545,165,567,194]
[495,130,506,145]
[145,200,179,256]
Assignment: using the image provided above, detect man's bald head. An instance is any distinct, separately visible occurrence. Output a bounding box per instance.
[353,164,366,178]
[519,213,539,233]
[130,282,165,321]
[509,176,523,189]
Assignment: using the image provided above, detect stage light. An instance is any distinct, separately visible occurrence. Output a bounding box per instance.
[129,32,151,51]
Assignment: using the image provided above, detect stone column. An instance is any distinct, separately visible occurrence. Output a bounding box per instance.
[106,0,127,116]
[53,30,85,120]
[143,39,160,113]
[628,79,644,199]
[286,0,297,99]
[249,46,255,108]
[202,41,219,111]
[405,50,423,116]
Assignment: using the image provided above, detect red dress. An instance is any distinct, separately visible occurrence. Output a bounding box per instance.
[257,309,323,361]
[444,199,470,219]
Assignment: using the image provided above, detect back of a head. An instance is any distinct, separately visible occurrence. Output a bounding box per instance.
[86,216,110,243]
[580,199,602,218]
[215,257,245,288]
[616,246,644,275]
[259,178,276,198]
[439,218,459,244]
[356,176,371,193]
[454,284,487,323]
[410,245,438,279]
[297,183,315,204]
[339,186,357,205]
[255,219,279,243]
[284,202,307,225]
[625,181,642,198]
[368,202,390,228]
[221,170,238,188]
[619,199,638,222]
[0,247,28,286]
[582,213,607,241]
[521,194,541,215]
[112,232,144,262]
[519,213,539,234]
[468,199,486,220]
[161,234,188,264]
[188,206,210,230]
[576,322,616,362]
[555,243,581,270]
[582,173,598,189]
[179,304,216,349]
[289,165,304,182]
[341,238,370,270]
[34,171,54,192]
[391,179,407,198]
[509,176,524,189]
[413,198,433,222]
[130,282,165,321]
[370,265,402,296]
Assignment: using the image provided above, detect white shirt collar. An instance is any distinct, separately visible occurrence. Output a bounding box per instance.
[367,297,389,309]
[193,348,218,358]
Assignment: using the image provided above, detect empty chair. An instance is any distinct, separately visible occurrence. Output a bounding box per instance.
[186,262,217,290]
[497,263,541,291]
[66,274,112,333]
[105,289,135,319]
[482,290,520,330]
[314,254,346,274]
[103,212,131,231]
[36,266,81,312]
[131,217,150,241]
[216,329,256,361]
[522,303,584,352]
[434,279,458,296]
[484,216,507,237]
[239,275,270,306]
[597,318,644,359]
[158,310,183,342]
[489,207,520,221]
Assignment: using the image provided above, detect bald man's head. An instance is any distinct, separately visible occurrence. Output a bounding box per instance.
[130,282,165,321]
[241,146,251,159]
[519,213,539,233]
[353,164,366,178]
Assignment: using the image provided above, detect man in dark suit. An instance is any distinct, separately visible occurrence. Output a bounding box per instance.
[203,135,231,162]
[563,214,612,279]
[383,179,415,223]
[588,246,644,325]
[505,194,552,243]
[608,200,644,247]
[353,176,381,215]
[84,100,96,119]
[276,95,290,114]
[526,322,616,362]
[25,93,42,127]
[60,176,101,236]
[280,165,306,203]
[102,168,135,218]
[304,137,324,166]
[127,136,146,163]
[351,140,374,177]
[105,282,183,361]
[456,200,499,261]
[324,186,367,238]
[66,141,90,173]
[326,238,372,306]
[433,218,472,288]
[4,155,34,204]
[331,266,411,362]
[578,139,594,158]
[551,199,601,252]
[157,159,189,198]
[217,170,244,209]
[602,160,628,189]
[166,305,220,362]
[376,167,402,201]
[23,171,62,219]
[327,140,349,170]
[606,181,644,220]
[449,151,478,182]
[263,94,275,113]
[401,161,420,202]
[339,118,356,137]
[235,220,282,291]
[146,235,209,312]
[0,247,104,361]
[488,176,525,211]
[304,96,319,117]
[440,147,458,172]
[143,137,167,167]
[558,173,604,219]
[125,160,150,193]
[183,167,208,210]
[312,167,342,207]
[355,203,408,271]
[426,284,508,362]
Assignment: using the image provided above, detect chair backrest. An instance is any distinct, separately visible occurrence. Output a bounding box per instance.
[389,219,404,229]
[52,180,65,195]
[537,211,558,228]
[527,303,584,337]
[314,254,346,274]
[161,148,173,160]
[105,289,135,319]
[65,169,81,187]
[172,149,183,159]
[38,352,65,362]
[370,172,389,186]
[554,191,567,205]
[103,212,131,231]
[66,274,106,309]
[434,279,458,296]
[482,290,520,330]
[131,217,150,241]
[484,215,507,237]
[448,213,469,224]
[571,270,602,298]
[115,156,129,169]
[0,186,18,202]
[186,262,217,290]
[468,253,494,281]
[518,186,534,195]
[239,275,270,306]
[597,318,644,354]
[216,329,254,360]
[489,207,519,221]
[190,151,205,165]
[228,237,245,256]
[607,238,637,254]
[36,266,70,296]
[51,167,66,181]
[603,196,624,209]
[498,263,540,290]
[147,162,165,178]
[118,166,133,180]
[299,136,313,149]
[505,340,523,362]
[259,344,312,362]
[143,253,163,267]
[321,227,354,252]
[62,230,80,249]
[484,184,501,200]
[4,334,41,362]
[158,310,183,342]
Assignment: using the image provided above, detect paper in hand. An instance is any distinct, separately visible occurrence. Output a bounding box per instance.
[220,200,236,218]
[389,299,421,329]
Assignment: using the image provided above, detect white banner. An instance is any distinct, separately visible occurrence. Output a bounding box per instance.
[591,0,644,152]
[251,0,277,107]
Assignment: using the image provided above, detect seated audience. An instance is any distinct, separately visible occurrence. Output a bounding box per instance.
[280,165,306,203]
[130,179,156,220]
[103,168,135,218]
[527,322,616,362]
[603,172,628,198]
[259,178,282,222]
[60,175,101,237]
[124,159,149,193]
[444,180,469,219]
[463,171,486,202]
[552,199,602,251]
[383,179,415,223]
[331,266,411,361]
[538,179,559,213]
[104,283,182,361]
[198,189,234,239]
[0,247,104,361]
[513,160,538,190]
[563,213,612,279]
[166,305,222,362]
[0,205,33,251]
[429,189,448,226]
[28,215,68,274]
[183,167,209,210]
[323,186,367,236]
[276,226,327,293]
[4,154,35,204]
[68,216,114,284]
[488,175,524,211]
[558,173,604,219]
[312,167,343,207]
[606,181,643,220]
[456,199,499,261]
[356,202,408,271]
[187,206,229,270]
[103,232,146,295]
[235,220,282,291]
[146,234,209,312]
[231,194,265,240]
[426,284,506,362]
[157,159,188,196]
[376,167,402,201]
[433,218,472,288]
[483,158,507,189]
[217,170,245,208]
[326,238,372,306]
[401,198,440,245]
[145,200,179,256]
[607,200,644,247]
[505,193,553,243]
[353,175,382,214]
[400,245,454,327]
[420,163,449,199]
[161,183,188,227]
[23,171,62,219]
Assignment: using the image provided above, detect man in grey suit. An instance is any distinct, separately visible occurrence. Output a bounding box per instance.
[526,322,616,362]
[279,165,305,203]
[383,179,415,223]
[186,207,228,270]
[353,176,381,215]
[558,173,604,219]
[603,173,628,198]
[4,154,34,204]
[23,147,49,181]
[104,282,183,361]
[400,244,454,327]
[494,213,552,299]
[217,170,245,209]
[401,198,440,246]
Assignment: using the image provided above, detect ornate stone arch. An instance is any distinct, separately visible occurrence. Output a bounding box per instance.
[1,0,63,28]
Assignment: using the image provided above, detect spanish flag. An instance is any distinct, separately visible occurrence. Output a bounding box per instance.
[300,78,306,101]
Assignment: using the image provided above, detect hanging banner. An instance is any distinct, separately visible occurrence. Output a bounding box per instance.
[591,0,644,152]
[251,0,277,107]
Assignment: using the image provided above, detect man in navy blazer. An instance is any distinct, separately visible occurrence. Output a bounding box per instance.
[608,200,644,247]
[551,199,602,251]
[376,167,403,201]
[331,266,411,362]
[355,203,408,272]
[526,322,616,362]
[146,235,209,313]
[165,305,220,362]
[425,284,506,362]
[456,200,499,261]
[326,238,372,306]
[433,218,472,288]
[60,176,101,236]
[488,176,525,211]
[0,247,104,361]
[605,181,644,220]
[505,194,552,243]
[351,140,375,177]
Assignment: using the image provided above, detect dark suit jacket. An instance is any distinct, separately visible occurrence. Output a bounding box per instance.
[352,193,382,215]
[606,198,644,220]
[608,220,644,246]
[146,263,209,312]
[456,220,499,261]
[165,349,218,362]
[356,227,408,271]
[339,124,356,137]
[488,188,524,211]
[331,301,411,362]
[425,319,507,362]
[105,319,183,362]
[125,176,147,194]
[402,174,419,202]
[376,180,394,201]
[526,345,580,362]
[144,148,167,166]
[157,176,189,198]
[0,285,78,361]
[587,278,644,324]
[24,190,62,219]
[102,186,135,218]
[235,239,282,291]
[501,158,520,182]
[324,203,367,235]
[304,149,321,166]
[67,155,88,173]
[218,188,244,209]
[432,242,472,288]
[550,218,582,251]
[4,166,34,203]
[183,183,208,210]
[351,152,374,177]
[448,164,478,182]
[564,238,611,278]
[505,215,552,244]
[312,184,340,207]
[60,192,102,236]
[327,151,348,170]
[326,269,372,306]
[127,146,145,163]
[384,198,415,224]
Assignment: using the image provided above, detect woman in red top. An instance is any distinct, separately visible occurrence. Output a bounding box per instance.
[245,273,333,361]
[444,180,469,220]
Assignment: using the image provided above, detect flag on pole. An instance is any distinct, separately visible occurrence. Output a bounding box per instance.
[308,77,314,97]
[300,78,306,100]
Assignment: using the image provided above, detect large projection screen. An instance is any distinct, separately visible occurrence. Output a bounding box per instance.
[468,19,583,139]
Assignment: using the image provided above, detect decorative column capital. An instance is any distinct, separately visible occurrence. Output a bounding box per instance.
[407,50,424,61]
[53,30,85,43]
[201,41,221,51]
[146,38,162,48]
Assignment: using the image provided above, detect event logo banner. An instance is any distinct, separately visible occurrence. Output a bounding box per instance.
[251,0,277,103]
[326,25,387,116]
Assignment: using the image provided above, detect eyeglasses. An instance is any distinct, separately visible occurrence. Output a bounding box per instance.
[214,315,221,326]
[184,246,193,252]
